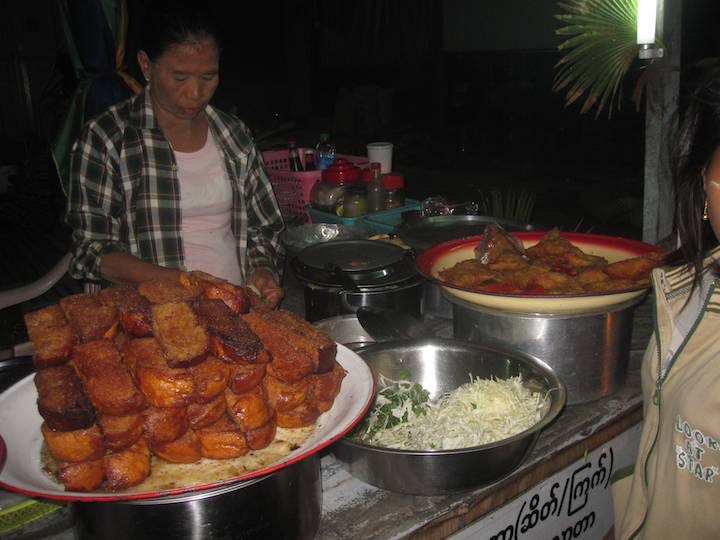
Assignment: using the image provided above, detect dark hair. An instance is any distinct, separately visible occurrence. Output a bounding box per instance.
[668,64,720,279]
[139,0,222,61]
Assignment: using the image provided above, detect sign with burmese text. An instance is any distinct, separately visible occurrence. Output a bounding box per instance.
[450,424,642,540]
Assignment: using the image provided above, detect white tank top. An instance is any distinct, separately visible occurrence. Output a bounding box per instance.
[174,132,242,285]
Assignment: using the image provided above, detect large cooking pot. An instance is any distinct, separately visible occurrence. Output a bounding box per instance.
[449,294,641,405]
[291,239,424,322]
[72,453,321,540]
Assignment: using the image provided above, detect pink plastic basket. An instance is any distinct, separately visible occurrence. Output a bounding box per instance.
[262,148,368,222]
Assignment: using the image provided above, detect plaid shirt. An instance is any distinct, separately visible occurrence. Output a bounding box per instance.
[66,88,284,283]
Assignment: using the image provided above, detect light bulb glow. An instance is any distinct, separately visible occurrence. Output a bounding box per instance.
[637,0,658,44]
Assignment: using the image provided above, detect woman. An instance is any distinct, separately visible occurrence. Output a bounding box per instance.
[611,68,720,538]
[66,1,284,307]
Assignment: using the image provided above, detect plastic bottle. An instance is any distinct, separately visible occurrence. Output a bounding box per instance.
[366,162,387,213]
[314,133,336,170]
[288,140,303,172]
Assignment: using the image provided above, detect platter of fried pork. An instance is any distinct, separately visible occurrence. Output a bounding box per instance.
[416,225,667,314]
[0,272,374,501]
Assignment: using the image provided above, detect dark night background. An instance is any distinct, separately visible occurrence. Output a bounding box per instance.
[0,0,718,339]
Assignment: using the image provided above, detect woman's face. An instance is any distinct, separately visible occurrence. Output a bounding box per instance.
[137,36,219,124]
[704,146,720,242]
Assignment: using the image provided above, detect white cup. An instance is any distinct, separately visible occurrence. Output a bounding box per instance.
[367,142,393,174]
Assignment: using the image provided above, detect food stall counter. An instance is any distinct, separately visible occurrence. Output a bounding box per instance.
[0,279,652,540]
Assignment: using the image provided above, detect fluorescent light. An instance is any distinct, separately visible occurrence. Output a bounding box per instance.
[637,0,658,44]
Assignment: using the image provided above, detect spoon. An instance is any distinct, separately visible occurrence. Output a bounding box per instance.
[355,307,436,342]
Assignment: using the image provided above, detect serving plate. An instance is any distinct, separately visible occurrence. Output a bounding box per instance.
[415,231,664,314]
[0,345,374,502]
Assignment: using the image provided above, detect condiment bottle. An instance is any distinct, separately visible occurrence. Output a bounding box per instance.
[288,140,303,172]
[309,158,362,215]
[383,172,405,208]
[366,162,386,213]
[303,149,316,171]
[342,184,368,217]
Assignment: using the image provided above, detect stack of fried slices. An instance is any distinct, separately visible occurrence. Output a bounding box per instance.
[24,272,346,492]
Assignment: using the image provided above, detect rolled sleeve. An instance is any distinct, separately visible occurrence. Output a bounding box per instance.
[245,146,285,280]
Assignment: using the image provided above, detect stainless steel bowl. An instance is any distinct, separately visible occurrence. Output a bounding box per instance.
[332,338,566,495]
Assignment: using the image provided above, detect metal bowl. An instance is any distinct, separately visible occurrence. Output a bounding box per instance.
[332,338,566,495]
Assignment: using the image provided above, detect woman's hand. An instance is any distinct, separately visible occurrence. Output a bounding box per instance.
[247,268,284,309]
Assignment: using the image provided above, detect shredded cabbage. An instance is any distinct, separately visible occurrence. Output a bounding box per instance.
[354,375,549,451]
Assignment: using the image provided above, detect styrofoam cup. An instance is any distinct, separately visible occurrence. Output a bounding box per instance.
[367,142,393,174]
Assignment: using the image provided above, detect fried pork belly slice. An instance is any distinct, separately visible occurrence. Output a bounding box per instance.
[143,405,189,445]
[98,284,153,337]
[57,458,105,492]
[264,374,312,413]
[227,361,266,394]
[182,271,251,314]
[225,385,274,432]
[532,270,584,294]
[41,422,105,463]
[604,251,666,281]
[310,360,347,413]
[59,293,119,342]
[245,412,277,451]
[137,278,200,304]
[188,392,226,429]
[98,412,144,452]
[35,365,95,431]
[264,310,336,373]
[23,305,76,369]
[152,302,209,367]
[128,337,195,408]
[188,354,231,403]
[276,401,320,429]
[438,259,499,289]
[72,340,145,415]
[194,297,267,364]
[501,265,552,293]
[525,228,607,272]
[103,437,151,491]
[195,414,249,459]
[474,223,527,264]
[576,267,611,289]
[487,253,531,273]
[152,429,202,464]
[243,311,315,383]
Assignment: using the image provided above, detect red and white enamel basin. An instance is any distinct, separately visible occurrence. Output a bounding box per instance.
[415,231,664,314]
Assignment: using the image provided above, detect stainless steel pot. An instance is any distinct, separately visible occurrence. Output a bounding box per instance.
[72,454,321,540]
[332,339,566,495]
[292,240,424,322]
[449,294,642,405]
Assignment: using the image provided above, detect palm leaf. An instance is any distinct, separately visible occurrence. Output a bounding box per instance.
[553,0,640,117]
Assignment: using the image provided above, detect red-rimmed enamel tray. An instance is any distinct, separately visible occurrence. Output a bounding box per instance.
[416,231,664,314]
[0,344,374,502]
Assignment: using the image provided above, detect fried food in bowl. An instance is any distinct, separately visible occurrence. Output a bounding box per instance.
[416,227,666,314]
